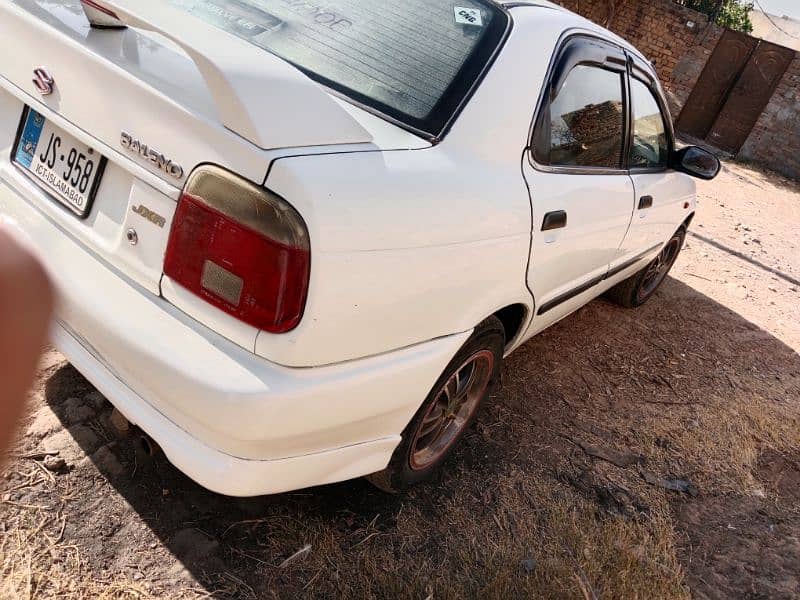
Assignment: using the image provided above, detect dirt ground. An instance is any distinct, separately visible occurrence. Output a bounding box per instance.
[2,161,799,599]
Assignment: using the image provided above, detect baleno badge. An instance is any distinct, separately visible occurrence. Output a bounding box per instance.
[120,132,184,180]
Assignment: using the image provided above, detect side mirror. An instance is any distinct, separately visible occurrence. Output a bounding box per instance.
[673,146,721,180]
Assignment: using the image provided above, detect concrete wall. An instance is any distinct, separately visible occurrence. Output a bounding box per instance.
[751,10,800,52]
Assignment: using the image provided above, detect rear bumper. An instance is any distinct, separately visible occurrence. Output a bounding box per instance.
[0,170,469,496]
[51,320,400,496]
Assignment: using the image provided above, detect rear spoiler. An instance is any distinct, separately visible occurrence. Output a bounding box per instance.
[78,0,372,150]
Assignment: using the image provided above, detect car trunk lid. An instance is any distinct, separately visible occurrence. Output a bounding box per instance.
[76,0,373,150]
[0,0,376,298]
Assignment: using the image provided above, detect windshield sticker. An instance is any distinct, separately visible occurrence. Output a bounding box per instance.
[172,0,354,34]
[276,0,354,31]
[170,0,284,38]
[454,6,483,27]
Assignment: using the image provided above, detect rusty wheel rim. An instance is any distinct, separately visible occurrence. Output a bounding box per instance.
[409,350,494,471]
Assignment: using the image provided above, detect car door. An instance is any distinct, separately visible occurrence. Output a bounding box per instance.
[523,36,635,334]
[614,58,696,274]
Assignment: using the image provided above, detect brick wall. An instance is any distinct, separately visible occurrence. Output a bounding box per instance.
[555,0,610,27]
[557,100,624,166]
[738,55,800,179]
[555,0,719,116]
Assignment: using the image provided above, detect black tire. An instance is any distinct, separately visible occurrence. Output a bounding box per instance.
[365,317,505,493]
[606,227,686,308]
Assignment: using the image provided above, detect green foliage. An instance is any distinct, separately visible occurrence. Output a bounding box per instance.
[676,0,755,33]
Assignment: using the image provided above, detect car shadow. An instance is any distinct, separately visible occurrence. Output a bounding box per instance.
[42,275,800,598]
[688,230,800,287]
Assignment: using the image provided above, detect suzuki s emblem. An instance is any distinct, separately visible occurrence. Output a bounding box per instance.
[32,67,55,96]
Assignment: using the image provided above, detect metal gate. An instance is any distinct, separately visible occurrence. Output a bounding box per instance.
[676,30,795,154]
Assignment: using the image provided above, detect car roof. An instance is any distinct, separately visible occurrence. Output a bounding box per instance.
[493,0,653,69]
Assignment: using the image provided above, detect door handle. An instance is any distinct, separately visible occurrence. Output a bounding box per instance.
[541,210,567,231]
[638,195,653,210]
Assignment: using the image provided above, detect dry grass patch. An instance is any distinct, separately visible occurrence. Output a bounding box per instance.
[1,502,164,599]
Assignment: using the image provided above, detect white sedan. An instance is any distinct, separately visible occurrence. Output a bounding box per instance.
[0,0,719,495]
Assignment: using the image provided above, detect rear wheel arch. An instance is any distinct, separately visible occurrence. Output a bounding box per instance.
[366,316,505,492]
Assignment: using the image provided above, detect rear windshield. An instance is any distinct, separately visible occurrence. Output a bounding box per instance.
[168,0,509,138]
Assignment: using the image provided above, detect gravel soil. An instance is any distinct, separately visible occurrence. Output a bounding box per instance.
[2,161,799,599]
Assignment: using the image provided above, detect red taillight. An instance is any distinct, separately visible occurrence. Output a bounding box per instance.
[164,166,310,334]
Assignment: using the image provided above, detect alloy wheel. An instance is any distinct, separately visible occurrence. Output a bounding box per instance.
[638,237,681,302]
[409,350,495,471]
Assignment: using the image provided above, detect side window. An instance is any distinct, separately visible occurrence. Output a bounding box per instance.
[629,78,669,169]
[541,65,626,169]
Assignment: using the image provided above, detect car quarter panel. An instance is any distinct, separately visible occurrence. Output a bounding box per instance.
[258,148,533,367]
[253,8,602,366]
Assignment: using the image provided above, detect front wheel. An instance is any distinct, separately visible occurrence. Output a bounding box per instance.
[366,317,504,493]
[606,227,686,308]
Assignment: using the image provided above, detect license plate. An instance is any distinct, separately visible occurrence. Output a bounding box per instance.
[13,108,106,218]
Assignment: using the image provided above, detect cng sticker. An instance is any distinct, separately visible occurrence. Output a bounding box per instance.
[454,6,483,27]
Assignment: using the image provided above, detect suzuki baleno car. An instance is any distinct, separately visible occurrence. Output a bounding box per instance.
[0,0,719,495]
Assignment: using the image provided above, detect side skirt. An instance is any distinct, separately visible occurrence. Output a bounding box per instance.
[536,243,662,316]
